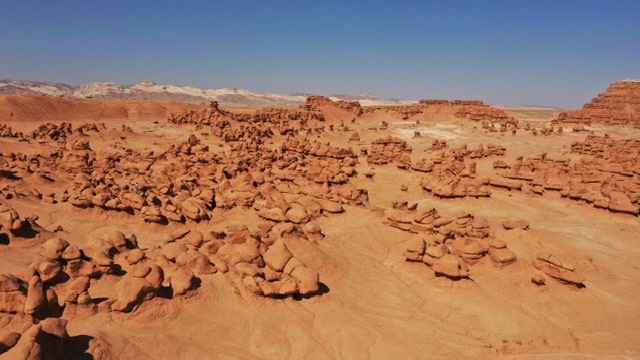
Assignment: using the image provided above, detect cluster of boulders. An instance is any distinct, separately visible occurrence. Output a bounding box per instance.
[0,98,378,308]
[201,222,321,298]
[415,142,505,198]
[0,317,70,359]
[301,95,363,117]
[168,101,325,138]
[367,136,413,168]
[398,206,518,279]
[455,104,518,129]
[489,136,640,215]
[393,204,585,287]
[0,202,38,240]
[554,80,640,128]
[0,124,21,138]
[0,229,199,317]
[0,122,104,144]
[0,204,199,357]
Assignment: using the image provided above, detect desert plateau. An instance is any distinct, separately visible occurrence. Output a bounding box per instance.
[0,78,639,359]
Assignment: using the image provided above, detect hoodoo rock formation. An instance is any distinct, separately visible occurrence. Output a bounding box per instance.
[1,86,639,358]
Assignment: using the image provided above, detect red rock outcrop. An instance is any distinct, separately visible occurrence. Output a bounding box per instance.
[533,252,586,288]
[488,136,640,215]
[416,143,505,199]
[302,95,362,115]
[555,80,640,127]
[399,207,517,280]
[367,136,412,168]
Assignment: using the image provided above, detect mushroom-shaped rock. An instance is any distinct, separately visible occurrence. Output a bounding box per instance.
[454,238,488,263]
[488,247,517,266]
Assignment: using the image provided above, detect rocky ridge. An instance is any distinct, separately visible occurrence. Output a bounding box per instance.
[555,80,640,128]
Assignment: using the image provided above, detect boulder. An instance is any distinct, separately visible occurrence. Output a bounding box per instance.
[24,275,46,315]
[501,218,530,230]
[110,276,155,312]
[38,237,69,260]
[403,238,426,262]
[432,254,469,279]
[533,252,585,287]
[290,266,320,295]
[35,259,63,284]
[168,268,196,296]
[263,240,294,272]
[488,247,517,266]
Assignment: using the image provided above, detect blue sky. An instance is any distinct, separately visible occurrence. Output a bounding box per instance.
[1,1,639,107]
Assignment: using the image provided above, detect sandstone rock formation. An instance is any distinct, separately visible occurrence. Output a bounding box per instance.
[533,252,586,288]
[367,136,412,168]
[555,80,640,128]
[488,136,640,215]
[398,207,517,280]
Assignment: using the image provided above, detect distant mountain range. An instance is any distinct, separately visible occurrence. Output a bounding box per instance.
[0,80,403,108]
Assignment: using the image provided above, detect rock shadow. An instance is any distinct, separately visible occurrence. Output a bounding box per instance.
[0,169,21,180]
[292,281,330,301]
[66,334,95,360]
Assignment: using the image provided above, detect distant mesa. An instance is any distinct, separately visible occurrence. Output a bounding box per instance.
[554,80,640,128]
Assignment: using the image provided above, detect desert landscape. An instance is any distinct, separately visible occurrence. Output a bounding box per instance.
[0,78,639,359]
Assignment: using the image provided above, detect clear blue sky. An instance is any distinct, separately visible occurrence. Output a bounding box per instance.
[1,0,639,108]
